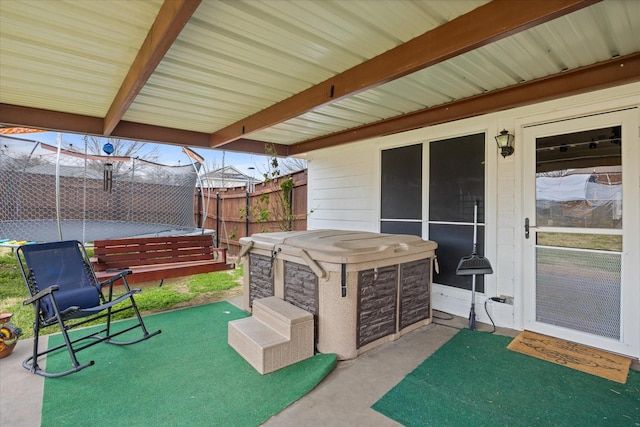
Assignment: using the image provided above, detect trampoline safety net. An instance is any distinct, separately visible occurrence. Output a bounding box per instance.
[1,137,204,243]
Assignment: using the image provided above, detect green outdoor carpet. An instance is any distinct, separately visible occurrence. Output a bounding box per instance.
[42,301,336,427]
[372,328,640,426]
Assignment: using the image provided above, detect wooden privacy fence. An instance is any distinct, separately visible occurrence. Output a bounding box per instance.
[194,170,307,256]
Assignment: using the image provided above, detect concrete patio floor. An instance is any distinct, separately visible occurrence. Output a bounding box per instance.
[0,297,521,427]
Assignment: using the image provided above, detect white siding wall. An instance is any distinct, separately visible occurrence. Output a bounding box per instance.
[307,144,379,232]
[307,83,639,337]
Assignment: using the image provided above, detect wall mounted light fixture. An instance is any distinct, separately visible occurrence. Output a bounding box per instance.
[495,129,514,158]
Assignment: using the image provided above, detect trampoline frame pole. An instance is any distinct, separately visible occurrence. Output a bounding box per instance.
[216,192,220,248]
[55,133,63,241]
[245,190,250,237]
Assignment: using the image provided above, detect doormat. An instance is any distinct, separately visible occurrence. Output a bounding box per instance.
[507,330,631,384]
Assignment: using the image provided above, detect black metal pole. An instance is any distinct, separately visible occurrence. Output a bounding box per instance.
[196,187,202,229]
[245,190,250,237]
[216,192,220,248]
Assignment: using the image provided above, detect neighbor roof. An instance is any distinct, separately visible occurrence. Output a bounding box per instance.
[0,0,638,157]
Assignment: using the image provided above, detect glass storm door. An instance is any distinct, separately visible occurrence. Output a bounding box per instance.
[522,109,639,357]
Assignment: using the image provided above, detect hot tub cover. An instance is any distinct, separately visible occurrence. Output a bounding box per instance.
[240,230,437,265]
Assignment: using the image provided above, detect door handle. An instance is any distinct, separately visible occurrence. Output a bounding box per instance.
[524,218,537,239]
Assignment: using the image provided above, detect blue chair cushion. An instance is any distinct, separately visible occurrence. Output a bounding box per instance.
[41,286,100,320]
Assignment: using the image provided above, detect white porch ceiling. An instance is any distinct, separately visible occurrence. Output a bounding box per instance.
[1,0,638,156]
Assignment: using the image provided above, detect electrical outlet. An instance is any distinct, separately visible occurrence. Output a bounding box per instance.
[500,295,514,305]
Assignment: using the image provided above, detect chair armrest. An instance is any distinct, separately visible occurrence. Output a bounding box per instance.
[99,269,132,286]
[98,269,134,297]
[23,285,59,306]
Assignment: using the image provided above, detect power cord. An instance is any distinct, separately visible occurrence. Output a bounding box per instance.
[432,310,454,321]
[484,298,497,333]
[432,303,499,333]
[432,310,459,329]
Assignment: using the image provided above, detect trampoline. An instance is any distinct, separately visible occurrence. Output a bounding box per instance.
[0,220,210,244]
[1,135,212,244]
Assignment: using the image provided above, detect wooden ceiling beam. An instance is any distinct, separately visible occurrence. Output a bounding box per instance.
[220,139,290,157]
[0,104,104,135]
[103,0,202,136]
[0,103,288,156]
[288,53,640,155]
[209,0,600,149]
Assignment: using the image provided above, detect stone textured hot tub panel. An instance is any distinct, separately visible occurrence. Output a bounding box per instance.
[357,265,398,348]
[248,253,274,307]
[399,259,431,330]
[284,261,318,315]
[284,261,319,345]
[239,230,437,360]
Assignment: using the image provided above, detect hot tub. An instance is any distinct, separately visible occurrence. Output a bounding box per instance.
[238,230,437,360]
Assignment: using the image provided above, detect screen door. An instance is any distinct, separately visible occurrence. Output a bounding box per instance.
[522,109,639,357]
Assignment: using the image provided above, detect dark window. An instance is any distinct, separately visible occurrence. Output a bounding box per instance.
[429,223,485,291]
[380,144,422,236]
[429,133,485,222]
[380,221,422,236]
[429,133,486,291]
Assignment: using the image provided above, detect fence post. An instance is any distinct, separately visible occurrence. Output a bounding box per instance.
[289,185,294,230]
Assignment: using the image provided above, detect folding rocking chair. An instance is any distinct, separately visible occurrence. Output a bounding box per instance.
[16,240,161,377]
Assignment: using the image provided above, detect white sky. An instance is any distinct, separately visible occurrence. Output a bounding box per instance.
[5,131,271,178]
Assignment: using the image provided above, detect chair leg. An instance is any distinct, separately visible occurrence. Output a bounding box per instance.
[25,321,41,374]
[57,320,85,370]
[22,319,95,378]
[128,294,151,336]
[102,275,160,345]
[104,294,161,345]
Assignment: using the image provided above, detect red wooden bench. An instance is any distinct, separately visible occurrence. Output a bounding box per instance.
[91,234,234,285]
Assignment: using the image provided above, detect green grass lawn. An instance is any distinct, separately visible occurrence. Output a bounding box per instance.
[0,251,243,339]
